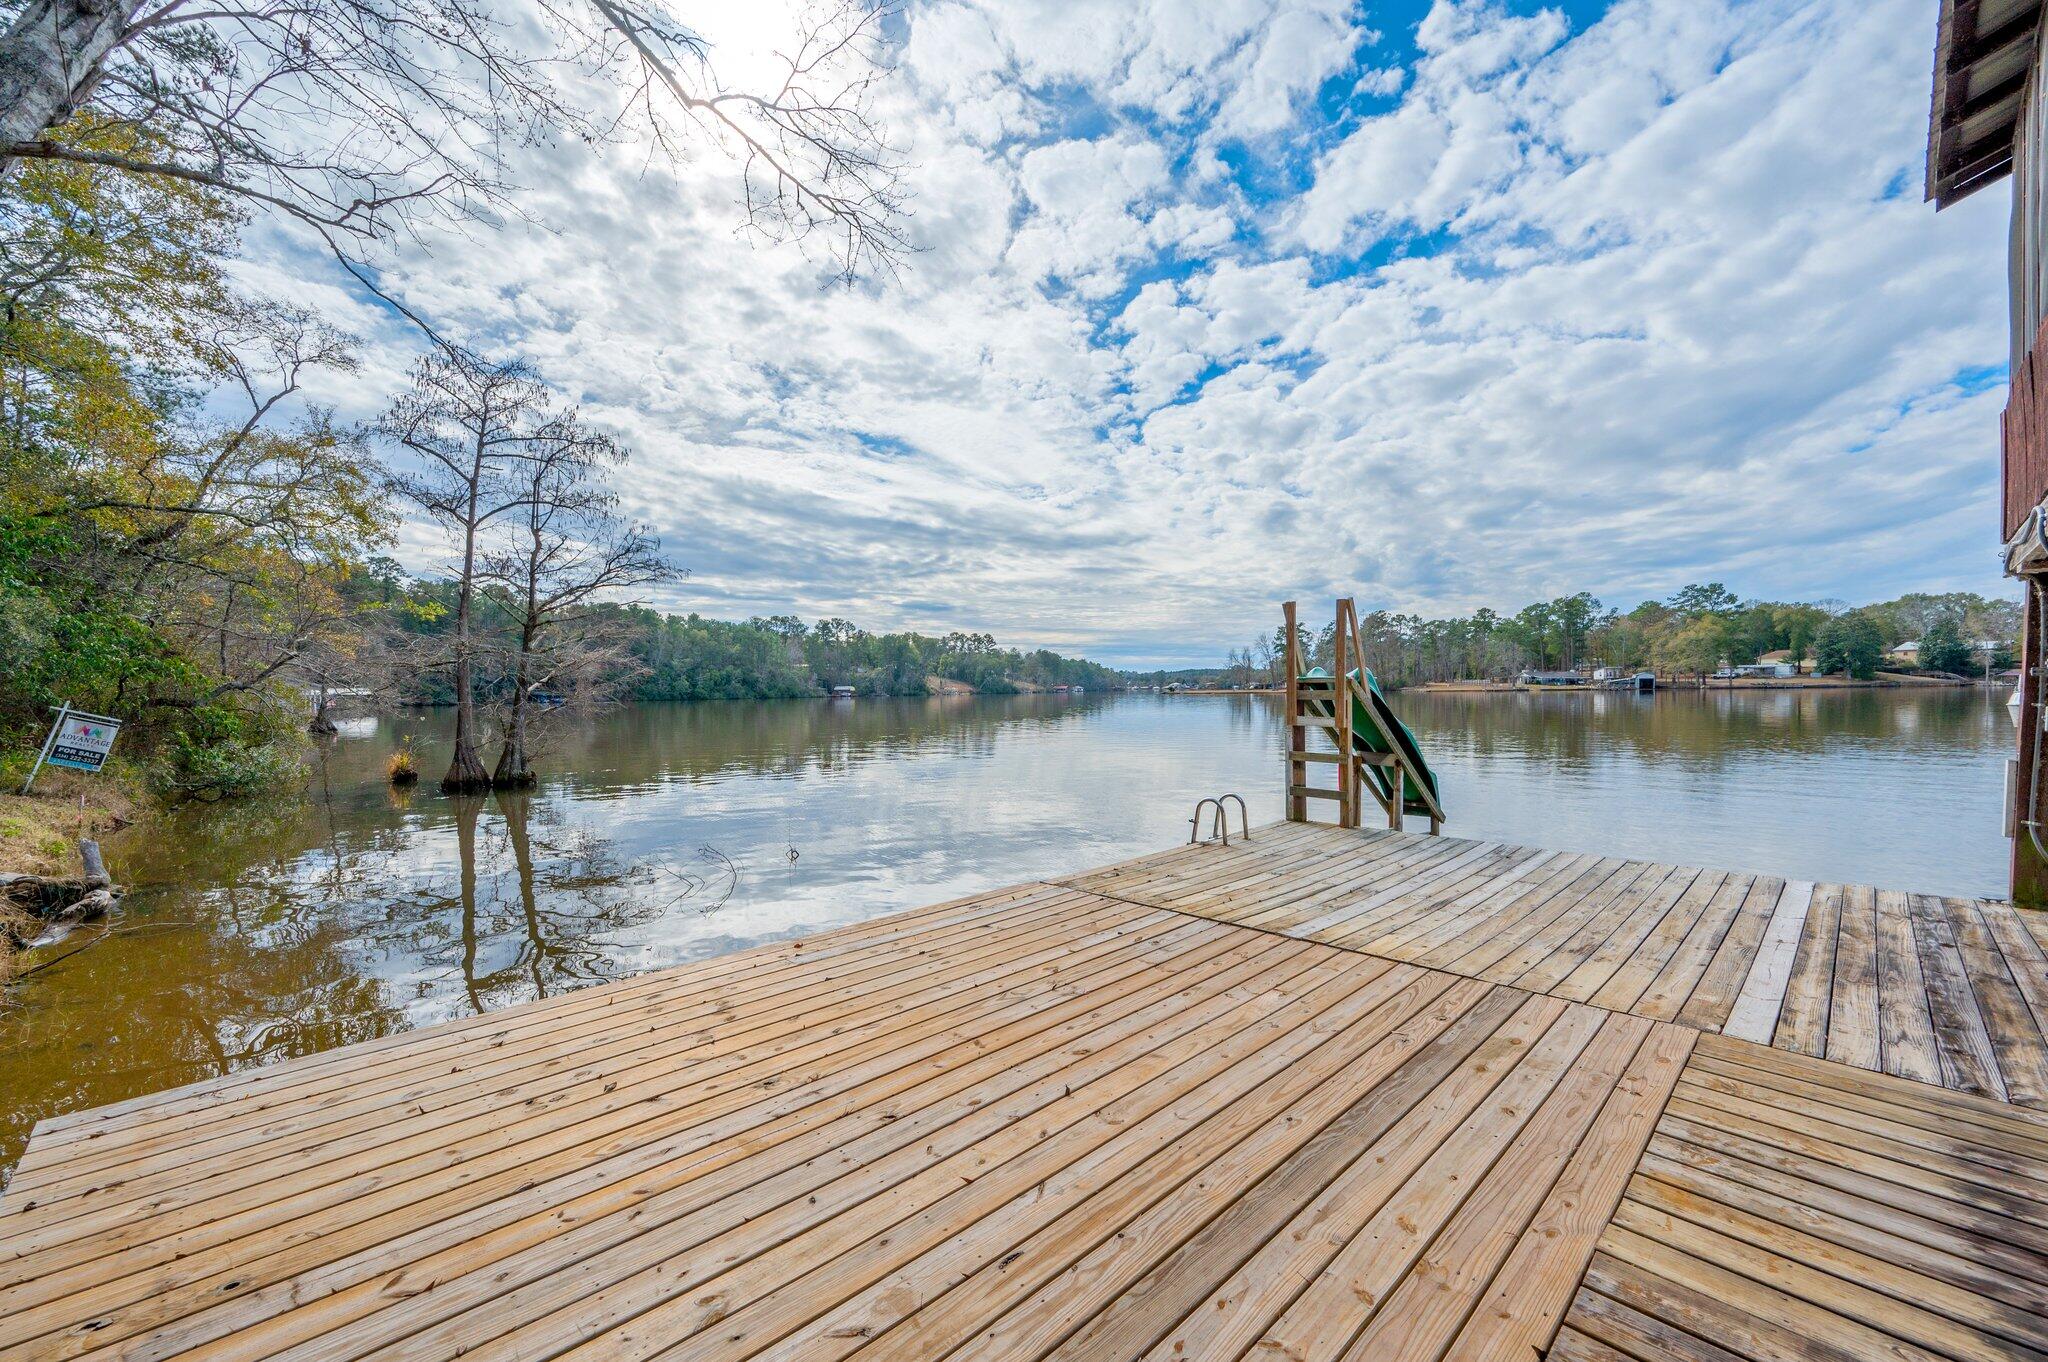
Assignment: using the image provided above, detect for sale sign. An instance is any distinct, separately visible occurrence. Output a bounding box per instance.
[46,712,120,772]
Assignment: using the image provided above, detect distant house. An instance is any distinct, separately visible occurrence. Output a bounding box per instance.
[1887,641,1921,662]
[1518,669,1588,686]
[1731,662,1797,679]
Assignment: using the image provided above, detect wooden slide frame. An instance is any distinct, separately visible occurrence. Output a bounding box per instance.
[1283,598,1445,834]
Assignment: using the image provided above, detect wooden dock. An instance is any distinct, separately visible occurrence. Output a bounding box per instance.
[1064,824,2048,1107]
[1,826,2044,1361]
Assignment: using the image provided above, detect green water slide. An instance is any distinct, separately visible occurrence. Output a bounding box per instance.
[1300,667,1445,822]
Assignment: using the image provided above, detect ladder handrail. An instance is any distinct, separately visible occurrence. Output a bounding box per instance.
[1187,795,1251,846]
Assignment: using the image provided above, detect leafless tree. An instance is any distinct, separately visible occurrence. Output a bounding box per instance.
[588,0,908,281]
[0,0,909,282]
[295,594,418,732]
[379,348,549,791]
[1227,645,1255,690]
[480,405,671,785]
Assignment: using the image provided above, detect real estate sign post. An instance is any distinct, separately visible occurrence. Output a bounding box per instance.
[21,702,123,794]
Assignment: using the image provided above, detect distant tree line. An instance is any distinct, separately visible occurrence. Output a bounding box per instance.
[349,565,1124,706]
[1182,585,2021,688]
[630,614,1123,699]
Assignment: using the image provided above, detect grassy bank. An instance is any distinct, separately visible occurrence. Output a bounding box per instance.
[0,771,141,986]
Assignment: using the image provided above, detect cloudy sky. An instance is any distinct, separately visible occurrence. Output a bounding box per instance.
[254,0,2015,668]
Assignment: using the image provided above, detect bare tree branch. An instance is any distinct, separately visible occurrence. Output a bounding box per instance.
[0,0,912,281]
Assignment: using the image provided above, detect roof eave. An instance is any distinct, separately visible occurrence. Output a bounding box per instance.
[1928,0,2045,209]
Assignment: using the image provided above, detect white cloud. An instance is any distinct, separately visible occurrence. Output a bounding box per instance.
[250,0,2014,666]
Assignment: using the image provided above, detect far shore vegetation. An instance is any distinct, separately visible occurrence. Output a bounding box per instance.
[1183,585,2020,691]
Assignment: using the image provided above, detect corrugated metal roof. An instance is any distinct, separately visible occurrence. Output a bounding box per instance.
[1928,0,2043,207]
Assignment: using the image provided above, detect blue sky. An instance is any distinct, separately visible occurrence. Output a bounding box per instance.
[263,0,2016,668]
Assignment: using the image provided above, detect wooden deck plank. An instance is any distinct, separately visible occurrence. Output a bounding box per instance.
[1,894,1169,1251]
[1040,982,1569,1361]
[1240,1000,1610,1361]
[1676,876,1788,1033]
[1559,1288,1752,1362]
[1348,848,1565,957]
[1584,869,1729,1016]
[1949,898,2048,1107]
[1908,893,2009,1100]
[1874,889,1944,1085]
[430,952,1455,1362]
[0,878,1695,1362]
[2025,907,2048,956]
[1551,866,1704,1004]
[1406,852,1611,968]
[92,924,1327,1362]
[1986,905,2048,1045]
[1824,885,1882,1072]
[1335,1014,1662,1361]
[1507,865,1686,997]
[1771,883,1841,1057]
[1267,838,1510,939]
[1721,882,1814,1044]
[14,879,1091,1170]
[1311,843,1539,950]
[847,986,1545,1362]
[1560,1034,2048,1362]
[1248,835,1505,934]
[0,911,1256,1351]
[1633,1149,2048,1321]
[1010,833,2045,1110]
[1630,873,1756,1024]
[1445,1023,1696,1361]
[8,827,2048,1362]
[6,888,1151,1212]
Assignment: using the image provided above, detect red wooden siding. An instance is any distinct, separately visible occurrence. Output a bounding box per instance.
[2007,314,2048,539]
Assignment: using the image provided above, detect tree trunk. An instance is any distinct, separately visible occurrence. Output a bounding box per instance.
[442,463,491,792]
[492,630,535,787]
[0,0,141,173]
[79,839,108,889]
[443,633,490,790]
[308,683,338,734]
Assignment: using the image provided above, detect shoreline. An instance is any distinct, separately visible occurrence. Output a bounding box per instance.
[1410,674,1989,694]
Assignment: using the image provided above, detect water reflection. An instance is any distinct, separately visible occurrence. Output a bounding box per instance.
[0,689,2013,1178]
[1396,689,2012,885]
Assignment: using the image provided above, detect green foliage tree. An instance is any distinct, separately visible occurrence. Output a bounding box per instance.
[1286,586,2018,688]
[1654,616,1728,678]
[1815,614,1885,680]
[1549,593,1604,669]
[1668,583,1741,617]
[1771,604,1829,662]
[0,137,387,795]
[1918,618,1972,675]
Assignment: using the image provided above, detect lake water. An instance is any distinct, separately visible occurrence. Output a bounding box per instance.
[0,687,2018,1178]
